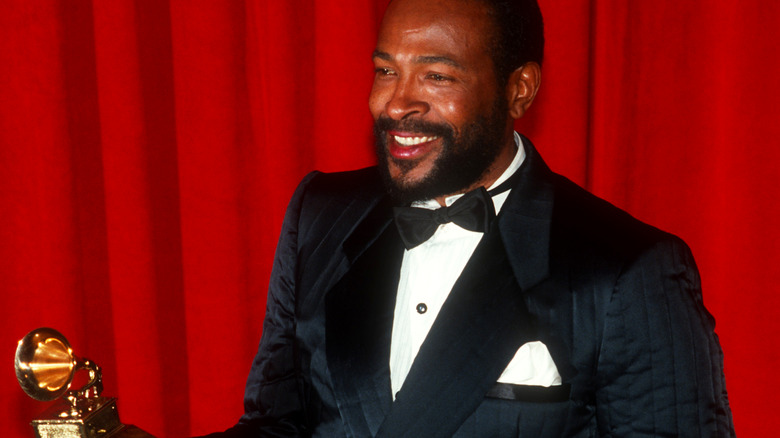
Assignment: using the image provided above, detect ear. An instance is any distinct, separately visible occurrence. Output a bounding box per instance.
[506,62,542,119]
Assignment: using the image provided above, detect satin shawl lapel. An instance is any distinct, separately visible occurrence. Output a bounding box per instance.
[498,137,555,291]
[375,139,555,438]
[326,197,402,437]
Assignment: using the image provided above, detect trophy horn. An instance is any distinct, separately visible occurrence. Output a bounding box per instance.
[14,327,103,403]
[14,327,155,438]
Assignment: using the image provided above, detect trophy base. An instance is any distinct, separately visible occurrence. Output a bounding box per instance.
[31,397,124,438]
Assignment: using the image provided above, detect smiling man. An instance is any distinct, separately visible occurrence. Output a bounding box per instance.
[370,0,527,206]
[200,0,734,437]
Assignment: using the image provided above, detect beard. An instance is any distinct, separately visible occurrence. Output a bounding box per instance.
[373,98,508,205]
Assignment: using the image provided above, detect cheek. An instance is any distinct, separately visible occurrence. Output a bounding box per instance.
[433,84,499,132]
[433,96,475,133]
[368,82,389,119]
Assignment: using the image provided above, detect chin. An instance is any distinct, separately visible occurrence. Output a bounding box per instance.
[388,161,434,187]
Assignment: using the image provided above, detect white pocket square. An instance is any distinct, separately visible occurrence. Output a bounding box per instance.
[497,341,562,387]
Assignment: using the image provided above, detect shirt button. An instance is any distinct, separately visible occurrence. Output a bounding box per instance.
[416,303,427,314]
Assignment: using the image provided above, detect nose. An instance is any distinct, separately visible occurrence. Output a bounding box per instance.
[384,77,429,120]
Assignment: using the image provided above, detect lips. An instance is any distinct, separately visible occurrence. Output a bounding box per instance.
[388,132,441,159]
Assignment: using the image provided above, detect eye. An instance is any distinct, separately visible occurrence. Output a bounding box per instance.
[375,67,396,77]
[426,73,452,82]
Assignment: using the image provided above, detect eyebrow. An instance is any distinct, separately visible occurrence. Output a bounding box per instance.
[372,50,465,70]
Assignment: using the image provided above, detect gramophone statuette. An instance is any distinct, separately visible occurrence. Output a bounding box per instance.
[15,327,154,438]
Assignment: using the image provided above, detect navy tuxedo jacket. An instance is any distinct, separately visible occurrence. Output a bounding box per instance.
[205,140,734,437]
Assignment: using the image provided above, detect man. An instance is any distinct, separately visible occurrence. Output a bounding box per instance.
[203,0,734,436]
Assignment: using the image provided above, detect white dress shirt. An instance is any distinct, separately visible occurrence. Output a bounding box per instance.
[389,132,527,397]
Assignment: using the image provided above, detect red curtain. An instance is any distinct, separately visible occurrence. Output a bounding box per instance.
[1,1,776,436]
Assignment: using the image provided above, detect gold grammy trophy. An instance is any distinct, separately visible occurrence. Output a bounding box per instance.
[15,327,154,438]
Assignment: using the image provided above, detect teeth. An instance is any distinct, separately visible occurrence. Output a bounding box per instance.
[393,135,439,146]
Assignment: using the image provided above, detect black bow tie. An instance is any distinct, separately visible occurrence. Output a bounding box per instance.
[393,187,496,250]
[392,169,521,250]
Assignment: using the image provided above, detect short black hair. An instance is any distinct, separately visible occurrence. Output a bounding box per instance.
[478,0,545,84]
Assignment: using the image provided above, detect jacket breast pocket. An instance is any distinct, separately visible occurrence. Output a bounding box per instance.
[486,382,571,403]
[453,384,593,438]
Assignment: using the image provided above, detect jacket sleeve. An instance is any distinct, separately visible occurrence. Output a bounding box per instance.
[196,172,320,438]
[595,237,735,437]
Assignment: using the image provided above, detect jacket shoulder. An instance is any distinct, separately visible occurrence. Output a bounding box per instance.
[292,166,385,253]
[550,173,685,263]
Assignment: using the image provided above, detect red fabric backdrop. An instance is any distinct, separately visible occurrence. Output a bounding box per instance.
[1,1,777,436]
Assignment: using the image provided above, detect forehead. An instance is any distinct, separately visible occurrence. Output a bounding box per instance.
[376,0,494,63]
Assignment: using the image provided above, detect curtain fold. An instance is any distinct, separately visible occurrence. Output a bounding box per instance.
[2,1,776,436]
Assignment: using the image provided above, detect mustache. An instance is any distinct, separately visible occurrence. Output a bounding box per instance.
[373,116,454,140]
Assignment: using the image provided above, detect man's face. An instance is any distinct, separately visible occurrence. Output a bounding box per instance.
[370,0,513,204]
